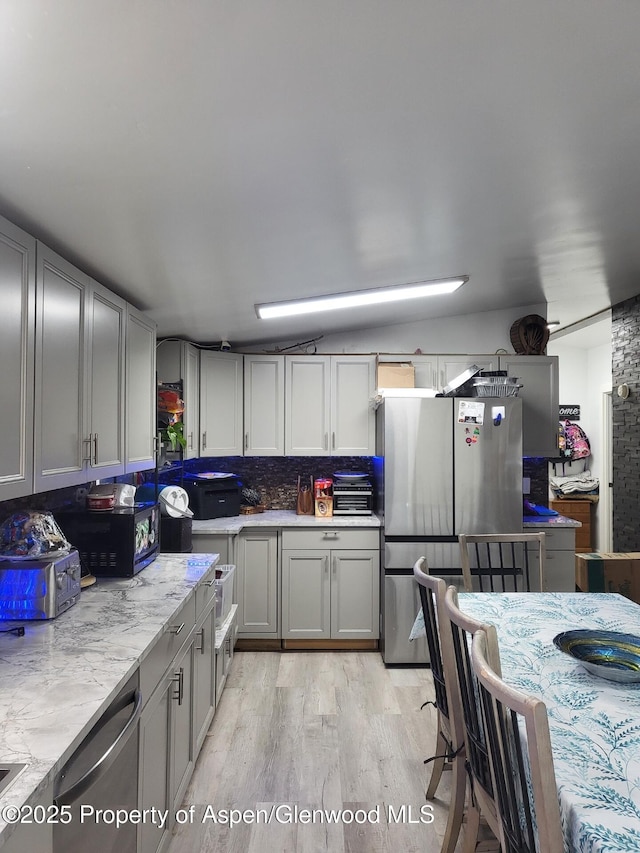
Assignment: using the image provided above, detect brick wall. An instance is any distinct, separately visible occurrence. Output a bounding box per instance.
[612,294,640,550]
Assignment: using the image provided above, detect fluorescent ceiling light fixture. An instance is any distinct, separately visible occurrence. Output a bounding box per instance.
[547,320,561,330]
[255,276,469,320]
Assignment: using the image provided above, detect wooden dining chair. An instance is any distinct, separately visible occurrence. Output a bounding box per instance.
[471,628,565,853]
[443,585,502,853]
[458,532,546,592]
[413,558,466,853]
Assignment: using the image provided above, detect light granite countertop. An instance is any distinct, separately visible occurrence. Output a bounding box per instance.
[522,514,582,528]
[0,552,220,845]
[191,509,382,534]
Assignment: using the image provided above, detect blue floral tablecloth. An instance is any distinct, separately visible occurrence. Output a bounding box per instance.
[457,593,640,853]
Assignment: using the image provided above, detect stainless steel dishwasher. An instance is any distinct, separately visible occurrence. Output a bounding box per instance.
[53,670,142,853]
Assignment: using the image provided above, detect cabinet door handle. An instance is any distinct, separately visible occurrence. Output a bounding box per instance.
[83,435,93,463]
[188,431,193,450]
[245,433,249,450]
[332,556,337,574]
[202,579,216,587]
[196,628,205,654]
[172,668,184,705]
[322,532,339,539]
[202,431,207,450]
[93,433,99,465]
[324,556,328,573]
[324,433,328,451]
[169,622,185,635]
[332,431,336,450]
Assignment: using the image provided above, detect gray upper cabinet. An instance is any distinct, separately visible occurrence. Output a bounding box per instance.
[199,351,244,456]
[125,305,157,472]
[34,242,138,492]
[156,340,200,458]
[86,280,126,478]
[377,352,559,457]
[331,356,376,455]
[34,244,91,491]
[0,216,35,501]
[438,354,498,389]
[244,354,284,455]
[285,355,376,456]
[285,356,331,455]
[183,343,200,458]
[499,354,559,457]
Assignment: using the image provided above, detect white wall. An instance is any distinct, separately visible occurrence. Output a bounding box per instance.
[548,315,612,549]
[245,303,547,354]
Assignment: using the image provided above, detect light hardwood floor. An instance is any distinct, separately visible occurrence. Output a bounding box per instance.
[167,651,460,853]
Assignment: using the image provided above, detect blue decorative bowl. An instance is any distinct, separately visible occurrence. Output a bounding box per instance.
[553,630,640,683]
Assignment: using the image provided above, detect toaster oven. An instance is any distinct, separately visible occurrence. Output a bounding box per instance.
[0,550,81,620]
[58,503,160,577]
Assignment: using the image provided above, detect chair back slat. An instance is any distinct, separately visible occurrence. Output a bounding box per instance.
[460,533,545,593]
[416,581,448,718]
[443,586,501,802]
[472,629,565,853]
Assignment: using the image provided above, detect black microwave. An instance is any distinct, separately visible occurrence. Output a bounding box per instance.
[58,503,160,577]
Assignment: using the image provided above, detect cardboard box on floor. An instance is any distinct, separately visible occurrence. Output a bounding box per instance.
[377,362,415,389]
[576,552,640,604]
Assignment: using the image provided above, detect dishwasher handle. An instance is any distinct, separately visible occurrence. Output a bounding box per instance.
[54,687,142,807]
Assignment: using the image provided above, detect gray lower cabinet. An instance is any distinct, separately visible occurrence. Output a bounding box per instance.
[192,606,216,755]
[236,531,279,637]
[525,525,577,592]
[138,671,173,853]
[281,529,380,640]
[192,534,235,566]
[282,549,379,640]
[171,642,195,813]
[138,568,230,853]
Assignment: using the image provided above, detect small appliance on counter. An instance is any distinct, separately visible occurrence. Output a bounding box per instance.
[182,473,241,519]
[158,486,193,553]
[0,550,81,620]
[314,478,334,517]
[332,471,374,515]
[86,483,136,511]
[58,503,160,577]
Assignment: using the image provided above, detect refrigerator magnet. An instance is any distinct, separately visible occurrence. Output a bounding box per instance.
[457,400,484,425]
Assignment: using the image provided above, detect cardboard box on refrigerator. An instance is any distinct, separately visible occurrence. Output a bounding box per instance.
[377,362,415,389]
[575,552,640,604]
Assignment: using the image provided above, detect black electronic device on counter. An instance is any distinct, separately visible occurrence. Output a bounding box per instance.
[160,516,193,552]
[58,503,160,577]
[183,473,241,519]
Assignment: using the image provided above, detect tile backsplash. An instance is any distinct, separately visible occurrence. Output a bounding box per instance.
[154,456,375,510]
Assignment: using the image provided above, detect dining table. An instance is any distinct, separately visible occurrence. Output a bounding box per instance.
[455,592,640,853]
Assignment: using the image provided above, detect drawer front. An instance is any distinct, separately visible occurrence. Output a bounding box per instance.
[140,595,197,701]
[526,527,576,551]
[282,528,379,550]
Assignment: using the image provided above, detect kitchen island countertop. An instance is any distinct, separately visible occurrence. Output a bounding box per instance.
[192,509,382,534]
[0,552,220,845]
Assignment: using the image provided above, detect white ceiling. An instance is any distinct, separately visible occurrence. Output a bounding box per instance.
[1,2,640,347]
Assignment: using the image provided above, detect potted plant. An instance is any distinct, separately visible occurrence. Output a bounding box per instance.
[160,420,187,456]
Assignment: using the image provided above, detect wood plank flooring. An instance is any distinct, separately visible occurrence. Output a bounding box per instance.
[167,651,461,853]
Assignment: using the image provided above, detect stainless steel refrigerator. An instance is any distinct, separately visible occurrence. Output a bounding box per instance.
[376,396,523,664]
